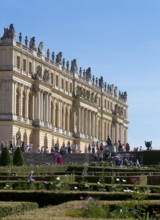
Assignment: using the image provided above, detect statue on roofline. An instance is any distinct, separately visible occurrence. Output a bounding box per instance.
[29,37,35,50]
[86,67,92,81]
[38,42,44,55]
[1,24,15,40]
[56,52,62,64]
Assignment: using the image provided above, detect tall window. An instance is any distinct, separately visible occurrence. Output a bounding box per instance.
[51,73,53,84]
[29,62,32,73]
[17,56,20,69]
[23,59,26,71]
[70,83,72,93]
[104,99,107,108]
[56,75,58,86]
[61,79,64,89]
[28,94,32,120]
[66,81,68,92]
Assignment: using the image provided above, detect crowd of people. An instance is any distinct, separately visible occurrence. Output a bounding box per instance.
[0,138,143,166]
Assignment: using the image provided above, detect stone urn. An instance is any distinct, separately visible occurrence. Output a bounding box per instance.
[145,141,152,150]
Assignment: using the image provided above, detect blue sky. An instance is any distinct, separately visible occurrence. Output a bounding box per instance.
[0,0,160,150]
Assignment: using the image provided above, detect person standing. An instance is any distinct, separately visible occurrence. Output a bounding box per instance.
[57,153,63,165]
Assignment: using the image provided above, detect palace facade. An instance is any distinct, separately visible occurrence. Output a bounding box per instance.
[0,24,128,152]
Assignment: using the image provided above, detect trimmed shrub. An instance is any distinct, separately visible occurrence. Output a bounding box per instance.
[13,147,25,166]
[0,148,12,166]
[0,202,38,218]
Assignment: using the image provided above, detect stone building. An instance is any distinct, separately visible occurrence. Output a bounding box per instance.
[0,24,128,152]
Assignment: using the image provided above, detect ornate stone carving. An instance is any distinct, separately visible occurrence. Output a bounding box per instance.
[56,52,62,64]
[119,91,127,101]
[87,90,90,100]
[43,69,50,82]
[29,37,35,50]
[1,24,15,40]
[91,92,94,102]
[114,104,123,116]
[32,65,42,80]
[38,42,44,55]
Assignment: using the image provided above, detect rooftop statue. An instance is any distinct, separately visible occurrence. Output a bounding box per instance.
[86,67,92,81]
[71,59,78,73]
[56,52,62,64]
[38,42,44,55]
[99,76,103,88]
[29,37,35,50]
[1,24,15,40]
[51,52,55,61]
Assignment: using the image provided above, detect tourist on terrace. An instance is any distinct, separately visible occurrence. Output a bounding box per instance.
[88,144,91,153]
[92,141,95,153]
[118,140,122,152]
[126,143,130,152]
[57,153,63,165]
[67,141,71,153]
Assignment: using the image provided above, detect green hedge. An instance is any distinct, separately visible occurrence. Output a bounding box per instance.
[143,150,160,165]
[0,191,160,207]
[0,201,38,218]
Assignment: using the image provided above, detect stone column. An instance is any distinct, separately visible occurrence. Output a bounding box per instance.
[81,107,84,133]
[53,98,56,126]
[25,87,29,118]
[62,104,66,130]
[46,93,49,122]
[37,89,41,120]
[77,107,81,133]
[92,113,95,137]
[19,85,23,116]
[32,92,35,120]
[48,94,51,123]
[88,111,91,136]
[40,91,43,121]
[58,101,61,128]
[13,81,16,114]
[84,109,88,135]
[67,106,71,131]
[116,123,119,143]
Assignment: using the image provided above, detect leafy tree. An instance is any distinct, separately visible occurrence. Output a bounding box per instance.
[0,148,12,166]
[13,147,25,166]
